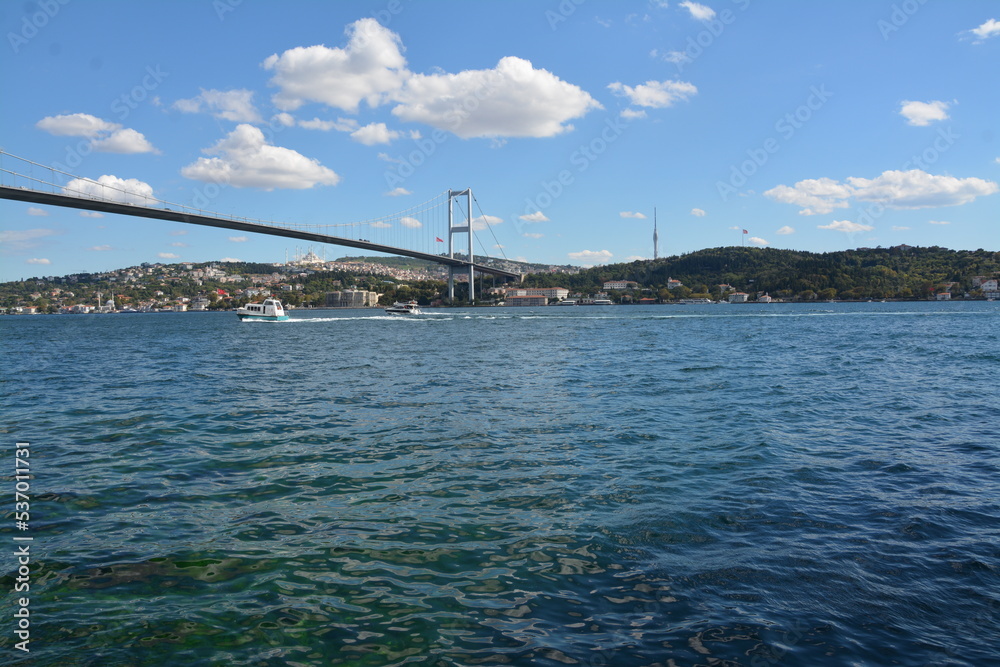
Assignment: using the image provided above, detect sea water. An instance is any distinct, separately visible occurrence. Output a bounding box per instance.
[2,302,998,666]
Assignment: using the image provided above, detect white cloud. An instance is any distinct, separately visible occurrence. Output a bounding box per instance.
[523,232,544,239]
[899,100,950,126]
[170,242,189,247]
[668,52,692,65]
[848,170,998,209]
[27,207,48,216]
[263,18,408,113]
[519,211,549,223]
[369,221,391,229]
[568,249,613,265]
[36,113,117,137]
[273,113,296,127]
[680,1,716,20]
[928,220,950,225]
[394,56,601,138]
[219,257,243,263]
[262,18,600,140]
[350,122,400,145]
[385,187,411,197]
[173,89,262,123]
[818,220,875,233]
[26,258,51,265]
[691,208,706,217]
[621,108,647,120]
[620,211,647,219]
[969,18,1000,41]
[0,228,58,251]
[170,230,188,236]
[89,245,113,251]
[80,211,104,218]
[608,79,697,109]
[766,170,998,214]
[471,214,503,231]
[298,117,358,132]
[181,124,340,190]
[229,236,249,242]
[399,216,422,228]
[36,113,157,154]
[158,252,180,259]
[892,226,910,231]
[90,128,158,154]
[64,174,155,204]
[764,177,854,215]
[749,236,769,246]
[776,225,795,235]
[624,255,647,262]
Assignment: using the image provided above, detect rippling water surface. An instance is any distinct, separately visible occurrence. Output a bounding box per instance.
[2,302,999,666]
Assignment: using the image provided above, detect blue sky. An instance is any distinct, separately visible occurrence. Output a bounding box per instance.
[1,0,998,281]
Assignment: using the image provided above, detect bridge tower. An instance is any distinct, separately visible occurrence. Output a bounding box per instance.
[447,188,475,304]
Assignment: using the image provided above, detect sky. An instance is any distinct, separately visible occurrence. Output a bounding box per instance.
[1,0,998,281]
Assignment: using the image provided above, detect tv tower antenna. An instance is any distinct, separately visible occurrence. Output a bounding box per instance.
[653,208,659,260]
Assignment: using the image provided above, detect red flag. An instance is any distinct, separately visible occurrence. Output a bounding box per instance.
[742,229,748,234]
[435,237,444,242]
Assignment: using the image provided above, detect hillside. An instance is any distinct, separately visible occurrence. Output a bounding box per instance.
[523,246,1000,300]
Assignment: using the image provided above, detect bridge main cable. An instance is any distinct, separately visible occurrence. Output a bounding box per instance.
[0,185,520,280]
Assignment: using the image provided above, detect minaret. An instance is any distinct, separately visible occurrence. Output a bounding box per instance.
[653,208,659,260]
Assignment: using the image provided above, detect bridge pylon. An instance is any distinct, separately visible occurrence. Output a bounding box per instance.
[447,188,475,304]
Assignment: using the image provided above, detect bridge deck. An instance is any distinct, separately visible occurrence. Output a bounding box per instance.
[0,186,521,280]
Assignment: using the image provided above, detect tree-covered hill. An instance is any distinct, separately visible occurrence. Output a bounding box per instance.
[523,246,1000,300]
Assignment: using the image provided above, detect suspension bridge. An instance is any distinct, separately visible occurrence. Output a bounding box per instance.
[0,150,521,302]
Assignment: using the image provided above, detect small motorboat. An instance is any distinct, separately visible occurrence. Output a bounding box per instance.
[236,298,289,321]
[385,300,422,315]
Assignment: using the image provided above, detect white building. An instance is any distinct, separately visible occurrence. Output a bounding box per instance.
[603,281,638,291]
[935,292,951,301]
[729,292,749,303]
[505,287,569,300]
[504,295,548,307]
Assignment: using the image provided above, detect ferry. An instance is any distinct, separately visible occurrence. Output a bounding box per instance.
[236,298,289,322]
[385,300,422,315]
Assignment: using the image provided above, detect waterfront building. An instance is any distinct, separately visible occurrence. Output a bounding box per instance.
[504,295,549,307]
[729,292,749,303]
[325,290,379,308]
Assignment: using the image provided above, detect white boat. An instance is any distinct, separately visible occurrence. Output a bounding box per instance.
[385,300,422,315]
[236,298,289,322]
[556,299,577,306]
